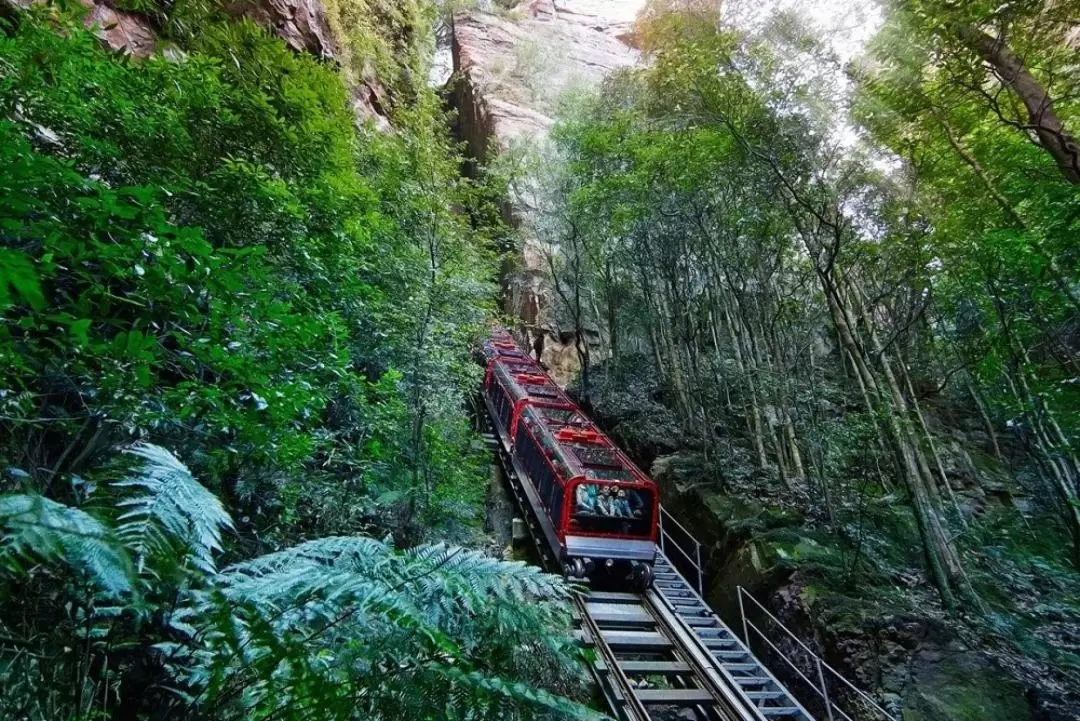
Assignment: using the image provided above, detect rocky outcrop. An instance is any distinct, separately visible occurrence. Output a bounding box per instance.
[449,1,643,383]
[1,0,157,55]
[226,0,335,58]
[6,0,390,127]
[452,1,640,151]
[78,0,157,55]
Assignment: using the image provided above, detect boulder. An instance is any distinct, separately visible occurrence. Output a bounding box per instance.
[80,0,157,55]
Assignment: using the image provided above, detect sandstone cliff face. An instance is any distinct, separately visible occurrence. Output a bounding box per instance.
[451,0,640,154]
[226,0,335,58]
[78,0,158,54]
[1,0,157,54]
[450,0,644,384]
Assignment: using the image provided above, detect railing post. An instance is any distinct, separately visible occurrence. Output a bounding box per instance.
[817,656,835,721]
[658,506,666,555]
[737,586,749,646]
[695,539,703,595]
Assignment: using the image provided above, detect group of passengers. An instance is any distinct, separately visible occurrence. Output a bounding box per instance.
[574,483,643,518]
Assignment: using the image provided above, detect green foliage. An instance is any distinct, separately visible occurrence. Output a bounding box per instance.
[114,443,233,574]
[0,445,592,720]
[182,539,588,719]
[0,492,133,596]
[0,8,561,718]
[0,9,499,547]
[536,1,1080,709]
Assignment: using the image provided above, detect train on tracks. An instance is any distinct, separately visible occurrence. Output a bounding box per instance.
[479,329,659,590]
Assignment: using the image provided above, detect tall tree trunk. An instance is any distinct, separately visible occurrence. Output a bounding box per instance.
[985,276,1080,569]
[899,354,969,528]
[965,374,1004,461]
[818,263,970,608]
[723,305,770,471]
[958,24,1080,184]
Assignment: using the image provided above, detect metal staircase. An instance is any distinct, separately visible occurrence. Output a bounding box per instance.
[650,552,814,720]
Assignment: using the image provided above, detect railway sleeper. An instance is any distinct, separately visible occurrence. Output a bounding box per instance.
[601,630,673,651]
[635,688,717,706]
[617,660,693,676]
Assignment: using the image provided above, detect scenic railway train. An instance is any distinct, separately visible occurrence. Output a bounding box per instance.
[480,329,659,590]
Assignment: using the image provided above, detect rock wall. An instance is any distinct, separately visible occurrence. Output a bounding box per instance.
[449,0,644,385]
[2,0,157,54]
[226,0,335,58]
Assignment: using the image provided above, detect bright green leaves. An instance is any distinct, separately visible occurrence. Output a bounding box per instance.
[0,8,534,721]
[0,449,589,721]
[857,0,1080,505]
[0,249,42,312]
[0,10,498,550]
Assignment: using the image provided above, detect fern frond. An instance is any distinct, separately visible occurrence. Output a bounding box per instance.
[114,443,233,573]
[0,494,132,597]
[173,535,586,721]
[403,543,570,602]
[223,536,393,579]
[433,665,602,720]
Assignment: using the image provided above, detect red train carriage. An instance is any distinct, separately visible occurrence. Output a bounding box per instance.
[481,331,658,590]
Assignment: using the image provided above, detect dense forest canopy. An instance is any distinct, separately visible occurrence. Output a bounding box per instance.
[0,3,594,719]
[2,0,1080,718]
[531,0,1079,713]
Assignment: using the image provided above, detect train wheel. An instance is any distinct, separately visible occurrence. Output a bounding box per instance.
[632,562,654,592]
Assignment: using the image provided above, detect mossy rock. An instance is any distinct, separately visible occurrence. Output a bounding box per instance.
[901,648,1032,721]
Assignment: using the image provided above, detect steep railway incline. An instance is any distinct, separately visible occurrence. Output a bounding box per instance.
[483,425,814,721]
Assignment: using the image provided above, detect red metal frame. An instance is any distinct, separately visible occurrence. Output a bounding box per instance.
[481,332,660,546]
[561,477,659,541]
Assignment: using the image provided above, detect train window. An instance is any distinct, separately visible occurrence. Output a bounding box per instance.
[571,484,653,537]
[567,446,635,481]
[539,407,588,426]
[572,446,621,467]
[516,425,560,512]
[522,383,560,400]
[585,467,633,481]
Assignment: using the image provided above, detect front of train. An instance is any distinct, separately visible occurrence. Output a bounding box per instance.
[562,477,658,590]
[551,426,659,591]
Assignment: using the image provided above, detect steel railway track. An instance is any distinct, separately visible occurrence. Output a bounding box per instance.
[481,427,814,721]
[576,579,813,721]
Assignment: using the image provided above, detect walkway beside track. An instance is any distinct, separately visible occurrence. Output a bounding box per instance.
[576,552,814,721]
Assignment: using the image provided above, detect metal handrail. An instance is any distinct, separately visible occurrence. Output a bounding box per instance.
[658,504,704,594]
[737,587,897,721]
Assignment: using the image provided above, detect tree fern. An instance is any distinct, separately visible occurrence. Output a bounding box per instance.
[170,536,594,721]
[1,454,591,721]
[0,494,132,596]
[114,443,233,574]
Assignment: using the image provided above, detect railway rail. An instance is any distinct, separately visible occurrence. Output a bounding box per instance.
[482,427,814,721]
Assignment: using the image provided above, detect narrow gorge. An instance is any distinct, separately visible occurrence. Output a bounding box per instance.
[448,3,1080,719]
[1,1,1078,720]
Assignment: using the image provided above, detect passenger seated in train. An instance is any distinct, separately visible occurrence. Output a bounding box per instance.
[575,483,598,513]
[575,484,643,518]
[596,486,615,516]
